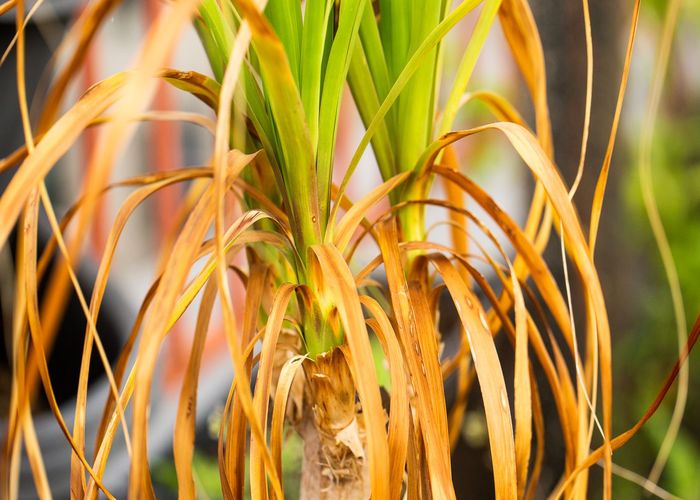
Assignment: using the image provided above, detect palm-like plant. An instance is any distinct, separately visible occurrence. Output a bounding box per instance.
[1,0,698,498]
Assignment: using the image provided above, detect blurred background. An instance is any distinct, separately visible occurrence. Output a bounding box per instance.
[1,0,698,498]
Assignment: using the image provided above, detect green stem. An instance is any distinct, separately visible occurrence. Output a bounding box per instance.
[398,179,428,272]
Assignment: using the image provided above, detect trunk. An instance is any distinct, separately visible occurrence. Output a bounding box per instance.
[297,349,371,500]
[298,411,369,500]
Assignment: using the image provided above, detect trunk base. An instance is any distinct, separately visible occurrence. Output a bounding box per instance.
[298,411,369,500]
[297,350,370,500]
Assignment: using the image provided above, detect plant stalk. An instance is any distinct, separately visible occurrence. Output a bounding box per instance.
[297,350,370,499]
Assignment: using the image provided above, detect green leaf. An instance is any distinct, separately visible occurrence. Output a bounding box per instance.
[347,44,396,184]
[235,0,322,262]
[193,16,226,81]
[334,0,484,217]
[358,2,392,104]
[395,0,442,171]
[378,0,410,80]
[300,0,334,151]
[197,0,235,81]
[439,0,503,135]
[264,0,303,85]
[316,0,368,222]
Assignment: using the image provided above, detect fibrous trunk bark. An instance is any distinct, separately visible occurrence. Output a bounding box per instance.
[297,349,370,500]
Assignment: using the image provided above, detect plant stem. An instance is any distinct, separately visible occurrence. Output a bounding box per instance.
[298,352,370,498]
[399,179,428,261]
